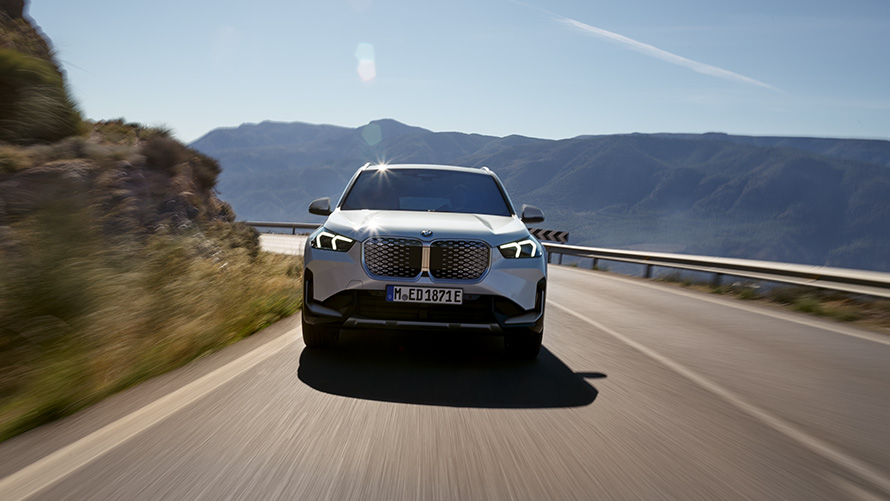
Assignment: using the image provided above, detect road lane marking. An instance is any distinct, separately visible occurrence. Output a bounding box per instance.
[557,267,890,347]
[550,301,890,497]
[0,326,301,501]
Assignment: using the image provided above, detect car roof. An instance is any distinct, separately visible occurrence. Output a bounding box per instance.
[360,163,492,175]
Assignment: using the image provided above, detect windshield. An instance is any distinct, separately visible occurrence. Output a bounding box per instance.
[340,168,512,216]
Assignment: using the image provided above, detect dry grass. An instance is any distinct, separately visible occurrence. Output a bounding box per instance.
[0,144,32,174]
[0,47,84,144]
[0,128,301,441]
[0,18,293,441]
[655,272,890,332]
[0,211,302,440]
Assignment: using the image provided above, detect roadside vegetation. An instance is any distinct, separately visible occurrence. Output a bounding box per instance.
[0,121,302,442]
[653,271,890,331]
[0,5,303,442]
[1,11,84,144]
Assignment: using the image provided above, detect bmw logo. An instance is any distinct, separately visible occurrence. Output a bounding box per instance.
[421,229,434,237]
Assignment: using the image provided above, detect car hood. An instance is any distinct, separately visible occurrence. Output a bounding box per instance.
[324,209,532,244]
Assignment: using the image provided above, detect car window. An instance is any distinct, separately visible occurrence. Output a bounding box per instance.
[340,169,512,216]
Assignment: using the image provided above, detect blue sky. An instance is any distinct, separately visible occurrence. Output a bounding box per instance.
[30,0,890,143]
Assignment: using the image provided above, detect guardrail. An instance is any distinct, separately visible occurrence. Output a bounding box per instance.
[244,221,890,299]
[543,242,890,299]
[243,221,320,235]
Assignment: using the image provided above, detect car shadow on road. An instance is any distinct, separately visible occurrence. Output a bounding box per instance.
[297,330,601,408]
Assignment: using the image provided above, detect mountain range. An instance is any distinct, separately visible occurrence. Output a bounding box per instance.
[190,119,890,272]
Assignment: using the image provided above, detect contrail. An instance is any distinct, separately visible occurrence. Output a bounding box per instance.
[508,0,776,91]
[558,17,777,91]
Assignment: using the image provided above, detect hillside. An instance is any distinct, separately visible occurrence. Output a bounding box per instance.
[0,3,301,441]
[192,120,890,272]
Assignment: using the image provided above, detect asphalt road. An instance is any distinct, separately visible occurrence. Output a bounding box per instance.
[258,234,307,256]
[1,265,889,500]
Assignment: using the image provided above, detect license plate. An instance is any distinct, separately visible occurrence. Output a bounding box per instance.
[386,285,463,305]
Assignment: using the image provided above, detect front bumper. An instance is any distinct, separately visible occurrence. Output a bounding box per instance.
[303,241,547,333]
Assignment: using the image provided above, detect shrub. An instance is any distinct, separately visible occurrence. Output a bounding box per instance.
[206,220,260,259]
[0,16,54,60]
[217,201,236,222]
[141,136,186,174]
[793,296,823,315]
[136,124,173,141]
[766,286,809,305]
[93,119,139,145]
[0,144,31,174]
[0,48,82,144]
[190,152,221,191]
[830,307,861,322]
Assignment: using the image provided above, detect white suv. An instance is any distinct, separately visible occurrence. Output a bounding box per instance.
[302,163,547,359]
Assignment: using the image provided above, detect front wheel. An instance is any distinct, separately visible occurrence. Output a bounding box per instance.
[302,312,339,349]
[503,328,542,360]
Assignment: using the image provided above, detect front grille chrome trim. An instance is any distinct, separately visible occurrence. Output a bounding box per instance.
[429,240,490,281]
[362,237,491,282]
[363,237,423,279]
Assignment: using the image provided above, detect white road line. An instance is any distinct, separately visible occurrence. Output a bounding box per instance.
[550,301,890,497]
[558,267,890,347]
[0,327,301,501]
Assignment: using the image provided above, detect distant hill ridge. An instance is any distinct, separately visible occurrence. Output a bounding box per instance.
[191,119,890,272]
[654,132,890,169]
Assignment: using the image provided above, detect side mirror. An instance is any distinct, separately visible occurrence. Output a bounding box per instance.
[308,197,332,216]
[520,204,545,224]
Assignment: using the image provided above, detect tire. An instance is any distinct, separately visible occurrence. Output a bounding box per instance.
[504,328,543,360]
[302,312,339,349]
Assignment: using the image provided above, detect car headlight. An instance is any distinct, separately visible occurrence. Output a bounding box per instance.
[498,238,541,258]
[309,228,356,252]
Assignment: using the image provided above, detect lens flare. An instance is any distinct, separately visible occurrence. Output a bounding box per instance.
[355,42,376,83]
[362,123,382,145]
